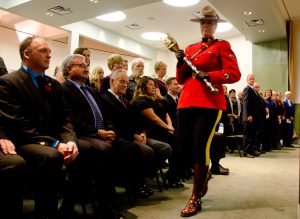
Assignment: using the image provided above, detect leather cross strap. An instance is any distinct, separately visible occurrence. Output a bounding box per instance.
[190,39,218,60]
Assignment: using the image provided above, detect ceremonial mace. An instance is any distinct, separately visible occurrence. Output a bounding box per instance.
[162,34,218,94]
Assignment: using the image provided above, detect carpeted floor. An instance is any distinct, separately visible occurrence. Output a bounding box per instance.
[120,145,299,219]
[23,145,299,218]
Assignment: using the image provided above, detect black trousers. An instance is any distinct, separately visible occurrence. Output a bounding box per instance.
[0,152,26,219]
[177,107,222,167]
[210,132,226,168]
[63,136,116,212]
[62,136,144,214]
[18,144,64,219]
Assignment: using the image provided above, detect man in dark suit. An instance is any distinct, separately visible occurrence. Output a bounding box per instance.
[162,77,193,180]
[163,77,180,127]
[0,36,79,219]
[61,54,148,218]
[0,57,8,76]
[100,69,172,192]
[0,126,26,219]
[242,74,265,157]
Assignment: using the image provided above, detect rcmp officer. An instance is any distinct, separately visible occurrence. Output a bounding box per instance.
[174,5,241,217]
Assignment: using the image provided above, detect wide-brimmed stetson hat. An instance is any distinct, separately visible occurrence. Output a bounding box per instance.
[190,5,226,23]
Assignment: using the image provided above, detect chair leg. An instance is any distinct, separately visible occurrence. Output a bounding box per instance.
[81,202,88,217]
[125,187,137,204]
[155,172,163,192]
[160,168,168,190]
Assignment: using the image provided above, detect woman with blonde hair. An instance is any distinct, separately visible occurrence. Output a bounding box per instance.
[89,66,104,92]
[100,54,124,94]
[153,61,168,99]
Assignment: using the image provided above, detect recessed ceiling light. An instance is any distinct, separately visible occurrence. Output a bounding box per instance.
[45,12,54,16]
[163,0,200,7]
[141,32,167,41]
[96,11,126,22]
[216,22,232,33]
[243,11,252,15]
[89,0,98,3]
[258,29,265,33]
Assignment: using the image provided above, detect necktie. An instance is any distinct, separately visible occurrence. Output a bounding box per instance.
[81,86,105,129]
[175,97,178,104]
[119,96,127,108]
[35,75,46,91]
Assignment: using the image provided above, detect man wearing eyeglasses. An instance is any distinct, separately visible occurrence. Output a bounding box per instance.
[61,54,143,219]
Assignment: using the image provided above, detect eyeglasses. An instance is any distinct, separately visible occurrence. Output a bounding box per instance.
[71,63,87,68]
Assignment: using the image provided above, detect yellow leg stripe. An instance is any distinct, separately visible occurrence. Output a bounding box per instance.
[205,110,223,166]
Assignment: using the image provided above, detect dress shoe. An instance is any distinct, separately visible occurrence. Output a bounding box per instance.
[243,153,255,158]
[169,181,184,188]
[105,207,126,219]
[252,150,261,157]
[142,184,153,196]
[211,165,229,175]
[181,195,202,217]
[136,187,150,198]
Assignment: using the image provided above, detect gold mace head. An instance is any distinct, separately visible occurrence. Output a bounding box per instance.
[162,33,180,53]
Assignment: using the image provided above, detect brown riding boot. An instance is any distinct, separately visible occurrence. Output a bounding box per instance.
[200,169,212,197]
[180,164,209,217]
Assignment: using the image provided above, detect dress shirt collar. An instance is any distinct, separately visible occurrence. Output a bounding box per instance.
[168,92,178,102]
[23,65,45,88]
[67,79,82,90]
[202,37,214,42]
[108,89,121,100]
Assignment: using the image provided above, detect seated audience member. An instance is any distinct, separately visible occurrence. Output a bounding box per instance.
[100,54,124,94]
[126,58,145,101]
[100,69,172,196]
[90,66,104,92]
[0,36,79,219]
[123,58,128,71]
[163,77,180,130]
[61,54,145,218]
[73,47,91,86]
[131,76,183,188]
[0,127,26,219]
[163,77,193,180]
[154,61,168,99]
[0,56,8,76]
[53,64,65,83]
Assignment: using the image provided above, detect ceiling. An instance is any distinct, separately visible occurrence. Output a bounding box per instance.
[0,0,299,52]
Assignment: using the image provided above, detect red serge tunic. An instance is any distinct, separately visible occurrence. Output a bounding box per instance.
[176,39,241,111]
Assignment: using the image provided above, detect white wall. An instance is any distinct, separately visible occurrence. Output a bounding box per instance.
[226,35,253,93]
[0,26,153,78]
[0,26,69,76]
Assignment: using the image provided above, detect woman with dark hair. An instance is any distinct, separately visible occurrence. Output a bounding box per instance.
[131,76,183,188]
